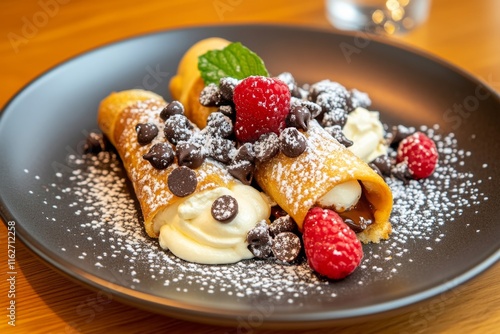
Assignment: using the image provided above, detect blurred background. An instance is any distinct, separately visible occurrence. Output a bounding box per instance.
[1,0,499,108]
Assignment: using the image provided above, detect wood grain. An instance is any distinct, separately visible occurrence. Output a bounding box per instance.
[1,0,499,333]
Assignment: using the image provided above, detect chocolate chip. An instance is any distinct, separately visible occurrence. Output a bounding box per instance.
[389,124,416,146]
[309,81,349,111]
[279,127,307,158]
[271,206,288,220]
[176,142,205,169]
[324,125,353,148]
[218,105,234,117]
[290,97,321,118]
[247,221,273,259]
[318,93,348,116]
[291,86,304,98]
[188,132,206,147]
[233,143,253,161]
[206,137,235,163]
[143,143,174,170]
[344,217,372,233]
[160,101,184,121]
[228,143,255,185]
[227,143,255,176]
[199,83,222,106]
[253,132,279,162]
[246,221,271,246]
[286,105,311,131]
[164,114,193,145]
[248,244,273,259]
[347,89,371,113]
[167,166,198,197]
[269,215,297,237]
[276,72,303,98]
[205,112,233,138]
[321,108,348,128]
[228,160,254,185]
[272,232,301,262]
[392,161,412,184]
[371,154,392,176]
[308,80,331,101]
[83,132,106,154]
[219,77,239,101]
[211,195,239,222]
[369,163,383,177]
[276,72,296,90]
[135,123,158,145]
[298,100,323,119]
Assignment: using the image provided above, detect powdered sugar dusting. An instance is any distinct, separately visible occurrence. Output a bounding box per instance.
[27,125,489,303]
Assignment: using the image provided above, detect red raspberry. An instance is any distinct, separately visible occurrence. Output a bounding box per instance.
[302,207,363,280]
[233,76,291,142]
[396,131,438,179]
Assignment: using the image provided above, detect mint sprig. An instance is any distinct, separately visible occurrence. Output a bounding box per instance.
[198,42,269,85]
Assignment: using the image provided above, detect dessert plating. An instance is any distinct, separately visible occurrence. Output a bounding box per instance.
[92,38,441,280]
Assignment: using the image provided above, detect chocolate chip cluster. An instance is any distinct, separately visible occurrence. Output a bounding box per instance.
[134,101,224,198]
[223,126,310,185]
[133,101,245,223]
[277,73,373,147]
[197,73,374,185]
[246,213,302,263]
[200,73,372,144]
[138,100,241,175]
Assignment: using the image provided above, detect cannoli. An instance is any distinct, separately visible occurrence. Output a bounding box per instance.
[254,120,393,243]
[169,38,393,243]
[97,89,270,264]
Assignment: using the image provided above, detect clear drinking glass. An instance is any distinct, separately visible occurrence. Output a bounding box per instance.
[325,0,431,35]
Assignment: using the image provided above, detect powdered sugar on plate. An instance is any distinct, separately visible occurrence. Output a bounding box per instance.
[25,125,489,303]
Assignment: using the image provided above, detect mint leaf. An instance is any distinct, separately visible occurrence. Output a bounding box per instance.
[198,42,269,85]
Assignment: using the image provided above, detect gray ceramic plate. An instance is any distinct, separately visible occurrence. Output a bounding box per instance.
[1,25,499,328]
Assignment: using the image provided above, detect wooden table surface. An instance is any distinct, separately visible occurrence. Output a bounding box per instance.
[1,0,499,333]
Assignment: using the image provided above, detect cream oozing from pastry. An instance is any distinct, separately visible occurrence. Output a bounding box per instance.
[343,107,387,162]
[154,185,270,264]
[318,180,362,212]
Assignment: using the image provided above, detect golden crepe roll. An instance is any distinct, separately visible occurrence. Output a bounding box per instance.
[254,120,393,243]
[97,89,270,264]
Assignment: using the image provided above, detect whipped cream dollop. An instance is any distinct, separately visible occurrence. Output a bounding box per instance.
[318,180,362,212]
[343,107,387,162]
[155,185,270,264]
